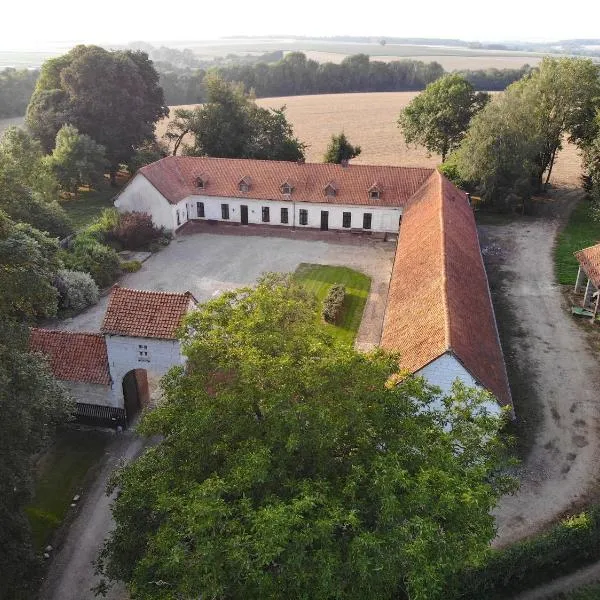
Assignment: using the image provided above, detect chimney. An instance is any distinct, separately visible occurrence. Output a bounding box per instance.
[297,157,305,165]
[340,159,349,168]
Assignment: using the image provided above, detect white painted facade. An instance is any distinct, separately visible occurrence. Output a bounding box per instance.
[64,380,113,408]
[116,174,402,233]
[104,335,185,407]
[417,352,501,416]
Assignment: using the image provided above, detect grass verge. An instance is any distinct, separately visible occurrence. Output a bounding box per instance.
[26,427,110,550]
[294,263,371,345]
[555,200,600,285]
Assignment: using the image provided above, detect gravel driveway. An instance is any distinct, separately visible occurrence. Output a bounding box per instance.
[481,190,600,547]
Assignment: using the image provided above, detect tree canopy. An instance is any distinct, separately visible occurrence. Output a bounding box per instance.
[99,274,514,600]
[165,75,305,161]
[398,74,489,162]
[26,45,168,179]
[323,132,362,163]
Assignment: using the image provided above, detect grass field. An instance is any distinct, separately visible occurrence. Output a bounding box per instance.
[159,91,582,188]
[294,263,371,345]
[25,428,110,550]
[555,201,600,285]
[59,181,123,229]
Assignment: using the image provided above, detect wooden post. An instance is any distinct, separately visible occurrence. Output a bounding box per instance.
[584,279,594,308]
[593,293,600,324]
[574,266,586,294]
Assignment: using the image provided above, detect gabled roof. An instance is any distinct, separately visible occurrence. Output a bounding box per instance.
[101,286,197,339]
[380,171,512,408]
[136,156,433,207]
[575,243,600,288]
[30,329,110,385]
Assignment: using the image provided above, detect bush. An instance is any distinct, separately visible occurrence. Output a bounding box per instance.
[61,233,121,288]
[120,260,142,273]
[86,208,120,241]
[110,212,163,251]
[54,269,99,312]
[322,284,346,324]
[454,505,600,599]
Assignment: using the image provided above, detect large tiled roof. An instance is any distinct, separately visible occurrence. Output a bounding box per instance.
[575,243,600,288]
[136,156,434,207]
[101,286,197,339]
[29,329,110,385]
[381,171,512,408]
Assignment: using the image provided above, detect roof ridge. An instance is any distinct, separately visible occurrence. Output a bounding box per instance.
[30,327,103,337]
[437,171,452,351]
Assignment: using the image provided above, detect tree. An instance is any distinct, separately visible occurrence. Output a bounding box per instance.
[398,74,489,161]
[323,132,362,163]
[165,75,305,161]
[99,274,514,600]
[44,124,106,193]
[0,320,73,599]
[0,210,61,319]
[26,45,168,183]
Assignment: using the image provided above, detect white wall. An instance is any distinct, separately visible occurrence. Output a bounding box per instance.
[114,174,176,231]
[64,381,113,408]
[187,195,402,233]
[105,335,185,407]
[417,352,501,415]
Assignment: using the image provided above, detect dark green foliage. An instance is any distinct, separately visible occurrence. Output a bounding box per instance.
[110,212,162,250]
[454,505,600,599]
[322,283,346,323]
[26,45,168,173]
[98,274,514,600]
[0,321,73,599]
[120,260,142,273]
[323,132,361,164]
[126,140,168,174]
[0,68,38,118]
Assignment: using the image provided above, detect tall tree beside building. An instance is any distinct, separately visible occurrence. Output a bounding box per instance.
[323,132,362,164]
[398,74,489,162]
[98,274,514,600]
[26,45,168,183]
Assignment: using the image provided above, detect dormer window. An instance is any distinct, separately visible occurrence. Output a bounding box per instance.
[195,176,206,190]
[238,176,251,193]
[368,184,382,200]
[324,182,337,198]
[280,182,293,195]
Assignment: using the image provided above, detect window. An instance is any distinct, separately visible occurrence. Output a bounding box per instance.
[262,206,270,223]
[342,212,351,228]
[239,177,251,193]
[221,204,230,220]
[369,190,380,200]
[176,210,181,226]
[196,201,205,218]
[299,209,308,226]
[195,177,205,190]
[280,183,293,195]
[324,183,337,197]
[137,344,150,362]
[363,213,372,230]
[281,207,289,224]
[239,182,249,192]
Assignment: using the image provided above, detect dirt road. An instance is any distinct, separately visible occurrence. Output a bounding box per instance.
[480,190,600,547]
[39,431,146,600]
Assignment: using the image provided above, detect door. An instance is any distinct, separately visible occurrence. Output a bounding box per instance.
[320,210,329,231]
[241,205,249,225]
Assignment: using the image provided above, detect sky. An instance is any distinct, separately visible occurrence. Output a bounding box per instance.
[2,0,600,50]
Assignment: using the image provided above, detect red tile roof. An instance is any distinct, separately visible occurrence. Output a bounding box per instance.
[29,329,110,385]
[575,243,600,288]
[381,171,512,409]
[136,156,434,207]
[101,286,197,339]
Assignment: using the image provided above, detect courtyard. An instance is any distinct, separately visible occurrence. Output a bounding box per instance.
[56,229,397,349]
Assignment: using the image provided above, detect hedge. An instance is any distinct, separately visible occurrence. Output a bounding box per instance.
[322,284,346,324]
[454,505,600,599]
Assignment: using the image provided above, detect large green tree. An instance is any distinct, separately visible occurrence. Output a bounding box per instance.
[99,274,514,600]
[398,74,489,162]
[323,132,362,164]
[26,45,168,183]
[44,124,106,193]
[165,75,305,161]
[0,321,73,599]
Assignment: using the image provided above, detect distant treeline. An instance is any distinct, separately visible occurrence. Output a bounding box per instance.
[0,68,39,118]
[159,52,532,106]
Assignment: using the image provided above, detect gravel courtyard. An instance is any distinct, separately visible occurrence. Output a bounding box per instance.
[57,230,396,349]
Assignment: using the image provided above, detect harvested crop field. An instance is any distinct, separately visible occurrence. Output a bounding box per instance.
[158,92,582,187]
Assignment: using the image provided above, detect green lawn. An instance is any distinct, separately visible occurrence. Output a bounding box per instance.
[555,200,600,285]
[59,182,121,230]
[294,263,371,345]
[26,428,110,550]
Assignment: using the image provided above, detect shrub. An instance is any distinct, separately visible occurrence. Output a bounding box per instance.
[111,212,163,250]
[87,208,120,241]
[54,269,99,312]
[454,505,600,599]
[120,260,142,273]
[61,233,121,288]
[322,284,346,324]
